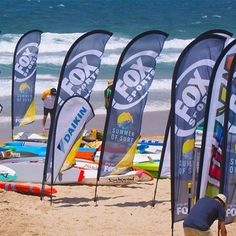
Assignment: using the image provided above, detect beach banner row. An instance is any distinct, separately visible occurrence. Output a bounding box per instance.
[156,29,236,229]
[9,28,236,228]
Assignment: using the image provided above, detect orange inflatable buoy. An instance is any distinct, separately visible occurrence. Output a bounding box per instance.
[0,182,57,196]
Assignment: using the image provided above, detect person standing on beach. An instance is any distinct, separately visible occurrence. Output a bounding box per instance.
[104,80,113,110]
[183,194,227,236]
[41,88,57,132]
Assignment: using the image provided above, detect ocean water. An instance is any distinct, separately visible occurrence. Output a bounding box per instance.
[1,0,236,120]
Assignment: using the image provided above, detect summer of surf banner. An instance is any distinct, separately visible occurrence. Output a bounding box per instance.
[197,40,236,202]
[11,30,42,129]
[170,32,230,224]
[221,54,236,224]
[97,30,168,179]
[42,30,112,185]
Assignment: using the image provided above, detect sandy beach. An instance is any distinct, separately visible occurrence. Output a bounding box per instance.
[2,0,236,235]
[0,111,236,235]
[0,179,236,236]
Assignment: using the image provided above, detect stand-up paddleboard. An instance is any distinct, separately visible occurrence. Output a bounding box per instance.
[75,147,97,160]
[138,139,163,146]
[136,143,163,154]
[0,181,57,196]
[5,141,47,147]
[0,165,17,181]
[133,153,161,163]
[77,169,153,186]
[93,151,161,164]
[76,158,158,179]
[0,157,44,164]
[75,159,98,170]
[13,132,48,143]
[3,145,46,157]
[133,161,160,178]
[2,160,84,184]
[1,157,152,185]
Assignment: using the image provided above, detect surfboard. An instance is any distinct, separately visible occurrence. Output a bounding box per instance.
[0,164,17,181]
[77,169,153,186]
[138,139,163,146]
[1,157,153,185]
[1,160,84,184]
[133,161,160,178]
[3,145,46,157]
[13,132,48,143]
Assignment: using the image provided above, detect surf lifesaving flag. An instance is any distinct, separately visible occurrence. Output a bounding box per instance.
[42,30,112,185]
[220,54,236,224]
[11,30,42,129]
[97,31,168,180]
[197,40,236,202]
[170,33,230,224]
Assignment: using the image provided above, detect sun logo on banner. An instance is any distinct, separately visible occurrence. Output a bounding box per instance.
[19,82,31,93]
[182,139,195,154]
[117,112,133,129]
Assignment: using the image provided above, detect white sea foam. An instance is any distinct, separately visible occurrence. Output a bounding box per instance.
[158,53,180,64]
[0,76,171,97]
[212,15,222,18]
[93,99,171,116]
[150,79,172,91]
[163,38,193,49]
[0,32,192,66]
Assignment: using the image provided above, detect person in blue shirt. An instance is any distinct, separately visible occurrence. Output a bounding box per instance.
[183,194,227,236]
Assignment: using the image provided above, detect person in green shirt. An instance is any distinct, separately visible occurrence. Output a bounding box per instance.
[104,80,113,110]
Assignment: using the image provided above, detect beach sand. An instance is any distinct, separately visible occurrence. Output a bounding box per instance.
[0,111,236,235]
[0,179,236,236]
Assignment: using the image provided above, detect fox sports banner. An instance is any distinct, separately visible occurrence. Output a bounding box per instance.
[97,31,168,178]
[43,30,112,185]
[170,33,229,223]
[12,30,42,128]
[222,54,236,224]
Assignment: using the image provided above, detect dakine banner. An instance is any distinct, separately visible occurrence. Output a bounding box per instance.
[52,96,94,182]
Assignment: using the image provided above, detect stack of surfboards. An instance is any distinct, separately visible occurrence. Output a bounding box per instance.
[0,138,162,183]
[0,157,153,186]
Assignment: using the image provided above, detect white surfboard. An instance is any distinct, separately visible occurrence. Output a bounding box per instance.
[0,164,17,181]
[1,160,84,184]
[77,169,153,186]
